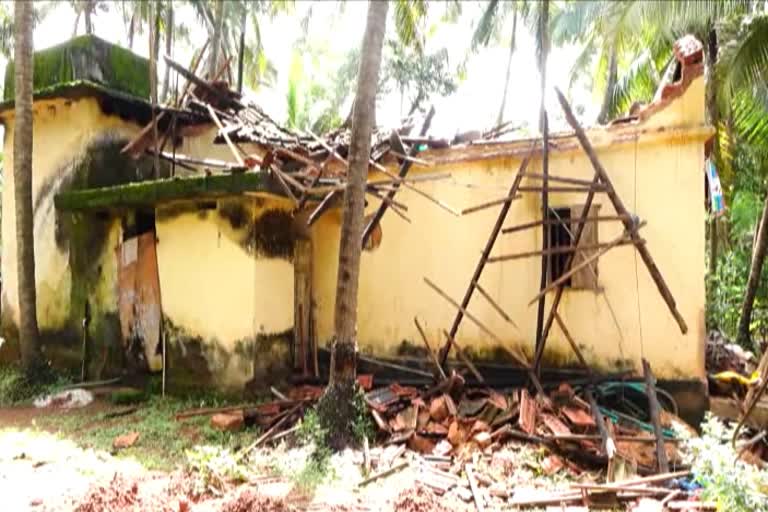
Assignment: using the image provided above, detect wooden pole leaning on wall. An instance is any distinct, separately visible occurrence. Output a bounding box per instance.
[361,107,436,247]
[555,87,688,335]
[439,145,536,367]
[532,174,600,374]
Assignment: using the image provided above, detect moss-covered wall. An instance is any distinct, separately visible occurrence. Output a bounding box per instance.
[3,35,150,101]
[156,197,297,392]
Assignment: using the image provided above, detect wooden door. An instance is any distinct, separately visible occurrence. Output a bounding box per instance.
[117,231,163,372]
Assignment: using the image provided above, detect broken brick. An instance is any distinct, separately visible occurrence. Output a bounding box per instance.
[562,405,595,428]
[541,454,565,475]
[518,389,537,435]
[541,413,571,436]
[447,420,471,447]
[430,396,449,422]
[408,433,437,454]
[211,412,244,432]
[113,431,140,449]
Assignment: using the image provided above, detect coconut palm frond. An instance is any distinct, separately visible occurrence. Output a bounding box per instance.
[606,50,664,119]
[394,0,427,53]
[719,13,768,99]
[550,0,603,45]
[471,0,501,50]
[731,83,768,147]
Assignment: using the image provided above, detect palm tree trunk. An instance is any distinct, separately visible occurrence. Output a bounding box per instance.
[13,0,41,372]
[317,0,389,450]
[497,6,518,126]
[208,0,225,79]
[127,12,135,49]
[597,48,618,124]
[72,11,81,38]
[706,27,720,275]
[161,2,173,102]
[84,1,93,35]
[737,190,768,346]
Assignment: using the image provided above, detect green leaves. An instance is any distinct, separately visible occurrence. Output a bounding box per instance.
[394,0,427,54]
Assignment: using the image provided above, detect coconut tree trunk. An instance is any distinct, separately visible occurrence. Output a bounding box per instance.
[737,190,768,346]
[597,48,618,124]
[497,5,518,126]
[317,0,389,450]
[706,26,720,275]
[84,1,93,35]
[72,10,81,38]
[208,0,225,79]
[127,12,136,48]
[13,0,42,372]
[161,1,174,103]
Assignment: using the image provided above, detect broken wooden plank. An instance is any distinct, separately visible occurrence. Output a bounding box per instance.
[556,87,688,335]
[465,464,486,512]
[554,313,591,372]
[205,103,246,167]
[376,165,461,217]
[643,358,670,473]
[518,389,537,435]
[460,193,523,215]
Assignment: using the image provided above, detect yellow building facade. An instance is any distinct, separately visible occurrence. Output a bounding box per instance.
[1,36,711,404]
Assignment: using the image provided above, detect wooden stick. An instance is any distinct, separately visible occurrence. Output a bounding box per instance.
[544,433,681,444]
[523,172,606,187]
[572,470,690,491]
[474,282,519,329]
[271,168,298,204]
[533,174,601,374]
[389,150,434,167]
[556,87,688,334]
[442,147,535,366]
[357,354,433,378]
[307,190,338,226]
[176,404,248,420]
[423,277,503,346]
[362,115,436,246]
[238,403,303,459]
[465,464,486,512]
[460,194,523,216]
[502,215,629,235]
[643,358,670,473]
[376,165,461,217]
[488,239,638,263]
[358,461,409,487]
[527,224,646,305]
[442,330,485,384]
[518,185,606,193]
[586,389,615,459]
[414,317,447,380]
[205,103,245,167]
[367,189,411,223]
[554,313,591,371]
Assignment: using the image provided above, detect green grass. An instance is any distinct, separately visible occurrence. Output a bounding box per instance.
[37,395,257,471]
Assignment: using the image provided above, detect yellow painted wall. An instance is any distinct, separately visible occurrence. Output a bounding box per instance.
[155,199,295,389]
[1,98,140,342]
[311,76,710,381]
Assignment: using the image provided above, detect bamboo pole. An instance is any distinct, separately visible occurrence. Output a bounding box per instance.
[474,282,519,329]
[442,330,485,384]
[441,147,535,366]
[502,215,629,235]
[414,317,446,380]
[556,87,688,334]
[488,239,637,263]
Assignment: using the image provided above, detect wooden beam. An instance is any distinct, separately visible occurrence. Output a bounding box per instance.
[474,282,518,329]
[554,313,590,371]
[460,194,523,215]
[556,87,688,334]
[442,330,485,384]
[643,359,670,473]
[441,147,535,367]
[362,115,436,246]
[502,214,629,235]
[488,239,638,263]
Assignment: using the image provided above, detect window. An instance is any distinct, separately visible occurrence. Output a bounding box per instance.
[546,205,600,290]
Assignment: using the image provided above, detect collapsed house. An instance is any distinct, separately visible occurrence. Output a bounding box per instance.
[0,36,712,416]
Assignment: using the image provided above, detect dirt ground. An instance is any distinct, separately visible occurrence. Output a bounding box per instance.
[0,403,472,512]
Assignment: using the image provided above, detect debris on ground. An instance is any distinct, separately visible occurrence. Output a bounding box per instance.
[34,388,94,409]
